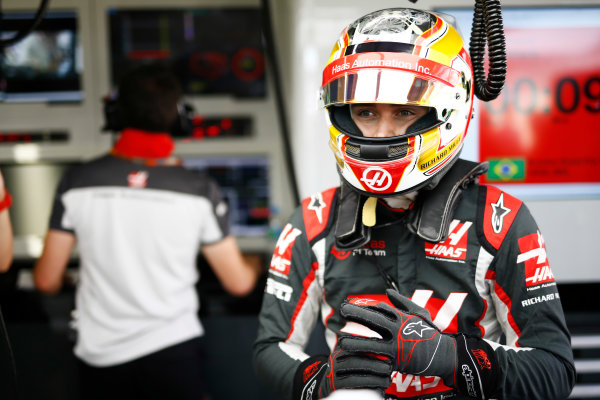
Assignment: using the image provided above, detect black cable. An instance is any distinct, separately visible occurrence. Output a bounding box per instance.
[469,0,507,101]
[0,306,18,399]
[260,0,301,207]
[0,0,51,49]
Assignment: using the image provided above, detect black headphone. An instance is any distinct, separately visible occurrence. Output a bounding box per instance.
[101,93,195,137]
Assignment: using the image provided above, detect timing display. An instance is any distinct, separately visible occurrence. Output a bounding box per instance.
[479,25,600,185]
[484,76,600,116]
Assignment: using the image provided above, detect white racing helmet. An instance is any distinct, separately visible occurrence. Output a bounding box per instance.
[322,8,474,196]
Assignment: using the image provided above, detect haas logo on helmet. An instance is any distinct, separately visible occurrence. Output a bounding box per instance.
[360,167,392,191]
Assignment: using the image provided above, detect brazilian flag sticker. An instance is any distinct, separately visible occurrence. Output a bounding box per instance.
[487,159,525,181]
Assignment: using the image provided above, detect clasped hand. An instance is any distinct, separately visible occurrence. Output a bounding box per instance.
[338,289,456,387]
[310,289,496,399]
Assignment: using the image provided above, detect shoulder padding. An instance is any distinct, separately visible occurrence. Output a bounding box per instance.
[478,185,523,251]
[301,187,338,243]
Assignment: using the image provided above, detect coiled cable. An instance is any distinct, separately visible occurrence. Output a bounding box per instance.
[469,0,507,101]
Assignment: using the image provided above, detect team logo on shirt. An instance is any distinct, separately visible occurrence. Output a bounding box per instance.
[331,241,387,260]
[517,231,555,287]
[269,223,302,277]
[424,220,471,261]
[128,170,148,188]
[330,246,352,260]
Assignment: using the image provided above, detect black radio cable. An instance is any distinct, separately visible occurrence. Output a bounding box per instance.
[469,0,507,101]
[0,0,50,49]
[0,305,18,399]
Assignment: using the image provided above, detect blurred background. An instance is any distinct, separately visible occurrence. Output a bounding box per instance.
[0,0,599,398]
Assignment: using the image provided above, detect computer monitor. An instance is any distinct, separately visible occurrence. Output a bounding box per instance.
[107,7,265,98]
[181,156,270,237]
[0,11,82,103]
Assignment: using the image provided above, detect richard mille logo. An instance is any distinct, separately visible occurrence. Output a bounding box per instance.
[360,167,392,191]
[490,193,511,234]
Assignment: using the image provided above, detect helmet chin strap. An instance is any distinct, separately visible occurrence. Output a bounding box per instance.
[333,159,489,250]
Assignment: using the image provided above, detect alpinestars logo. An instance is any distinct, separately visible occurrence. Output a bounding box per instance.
[424,220,472,261]
[517,231,555,287]
[307,192,326,224]
[491,193,511,234]
[402,320,434,338]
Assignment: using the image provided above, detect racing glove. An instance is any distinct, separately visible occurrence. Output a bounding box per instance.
[338,289,499,399]
[293,348,392,400]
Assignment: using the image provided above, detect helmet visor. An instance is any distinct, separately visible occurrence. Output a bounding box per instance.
[321,52,460,109]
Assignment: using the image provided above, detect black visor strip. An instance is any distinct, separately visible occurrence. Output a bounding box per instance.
[344,41,415,56]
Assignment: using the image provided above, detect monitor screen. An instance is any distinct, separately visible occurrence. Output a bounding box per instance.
[108,8,265,98]
[0,11,82,102]
[181,156,270,236]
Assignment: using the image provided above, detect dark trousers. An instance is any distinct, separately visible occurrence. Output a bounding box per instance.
[77,337,208,400]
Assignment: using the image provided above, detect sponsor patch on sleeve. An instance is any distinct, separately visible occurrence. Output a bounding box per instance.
[269,223,302,278]
[518,231,556,288]
[265,277,293,302]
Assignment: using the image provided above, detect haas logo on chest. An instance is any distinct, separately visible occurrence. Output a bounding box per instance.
[424,220,472,261]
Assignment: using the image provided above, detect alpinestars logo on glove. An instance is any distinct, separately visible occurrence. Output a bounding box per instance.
[402,321,434,338]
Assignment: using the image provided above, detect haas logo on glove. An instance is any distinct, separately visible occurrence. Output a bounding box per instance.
[402,320,435,338]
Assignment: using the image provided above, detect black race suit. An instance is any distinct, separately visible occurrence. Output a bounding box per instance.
[254,174,575,400]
